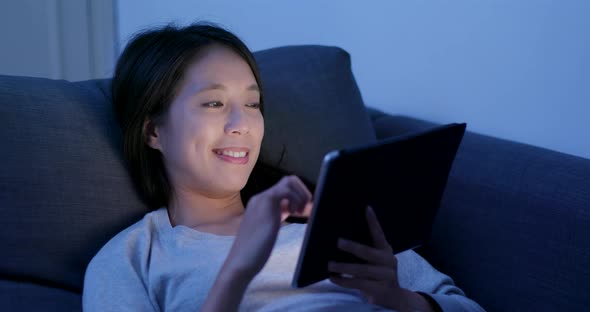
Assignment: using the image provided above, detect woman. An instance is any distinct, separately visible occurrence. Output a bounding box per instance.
[83,23,485,312]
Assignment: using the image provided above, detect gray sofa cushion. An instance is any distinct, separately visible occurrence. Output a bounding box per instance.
[255,45,376,183]
[0,280,81,312]
[0,45,375,294]
[0,76,148,292]
[368,108,590,312]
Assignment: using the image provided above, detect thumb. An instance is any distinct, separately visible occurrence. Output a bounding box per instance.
[280,198,291,222]
[300,201,313,217]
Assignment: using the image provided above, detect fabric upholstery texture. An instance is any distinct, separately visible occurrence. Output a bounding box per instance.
[0,76,147,293]
[0,280,81,312]
[255,45,376,183]
[368,108,590,312]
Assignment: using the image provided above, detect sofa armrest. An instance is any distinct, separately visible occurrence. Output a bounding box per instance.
[366,106,590,312]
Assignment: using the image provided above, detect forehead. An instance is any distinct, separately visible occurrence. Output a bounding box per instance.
[182,45,257,87]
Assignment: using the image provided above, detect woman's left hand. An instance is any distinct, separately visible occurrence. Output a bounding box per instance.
[328,206,432,311]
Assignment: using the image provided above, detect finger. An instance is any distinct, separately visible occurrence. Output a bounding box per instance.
[337,238,391,266]
[285,176,313,214]
[288,200,313,218]
[277,175,309,203]
[290,199,305,214]
[280,197,305,221]
[278,176,305,206]
[366,206,390,250]
[328,261,395,281]
[280,198,291,221]
[286,179,306,209]
[271,178,304,209]
[285,194,304,214]
[301,200,313,217]
[289,175,312,203]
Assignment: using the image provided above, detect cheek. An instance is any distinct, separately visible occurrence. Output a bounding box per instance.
[254,114,265,141]
[188,116,223,150]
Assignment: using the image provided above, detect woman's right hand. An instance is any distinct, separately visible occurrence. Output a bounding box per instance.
[203,176,312,312]
[225,175,313,280]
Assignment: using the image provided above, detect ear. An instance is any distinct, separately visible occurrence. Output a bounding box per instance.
[143,119,162,151]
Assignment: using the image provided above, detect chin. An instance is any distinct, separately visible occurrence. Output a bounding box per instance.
[215,177,249,195]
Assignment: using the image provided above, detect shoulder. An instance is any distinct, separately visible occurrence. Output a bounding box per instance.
[83,208,167,311]
[85,208,167,277]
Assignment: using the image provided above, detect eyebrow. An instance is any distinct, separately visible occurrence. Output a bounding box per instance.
[197,83,260,93]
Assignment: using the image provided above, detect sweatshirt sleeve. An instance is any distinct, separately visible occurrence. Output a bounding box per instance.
[82,238,159,312]
[396,250,486,312]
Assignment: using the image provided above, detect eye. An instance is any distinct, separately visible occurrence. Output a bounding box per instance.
[246,102,261,109]
[202,101,223,108]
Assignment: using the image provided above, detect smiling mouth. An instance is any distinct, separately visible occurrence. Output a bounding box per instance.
[213,150,248,158]
[212,148,250,164]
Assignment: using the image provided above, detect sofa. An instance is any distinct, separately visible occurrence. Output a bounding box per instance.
[1,45,588,312]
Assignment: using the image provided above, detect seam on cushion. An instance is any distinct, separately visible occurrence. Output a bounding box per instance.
[0,274,82,294]
[94,79,112,104]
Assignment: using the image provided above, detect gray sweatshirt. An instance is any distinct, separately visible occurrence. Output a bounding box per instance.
[83,208,485,311]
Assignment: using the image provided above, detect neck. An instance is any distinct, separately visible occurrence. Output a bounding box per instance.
[167,187,245,229]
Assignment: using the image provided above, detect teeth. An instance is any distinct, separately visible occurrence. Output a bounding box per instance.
[216,150,247,158]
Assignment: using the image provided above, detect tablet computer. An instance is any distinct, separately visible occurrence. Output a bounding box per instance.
[292,122,466,288]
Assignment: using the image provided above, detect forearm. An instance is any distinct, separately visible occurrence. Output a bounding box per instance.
[396,289,436,312]
[200,262,253,312]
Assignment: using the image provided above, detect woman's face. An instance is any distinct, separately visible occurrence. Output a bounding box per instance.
[148,45,264,198]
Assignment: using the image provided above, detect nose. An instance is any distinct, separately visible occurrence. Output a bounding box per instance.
[224,106,249,135]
